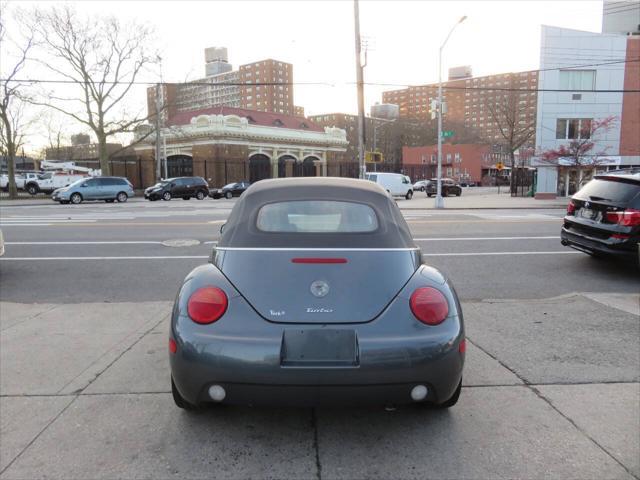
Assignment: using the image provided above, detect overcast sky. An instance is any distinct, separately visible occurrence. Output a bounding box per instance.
[8,0,604,150]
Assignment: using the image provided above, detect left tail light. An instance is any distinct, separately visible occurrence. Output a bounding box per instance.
[567,200,576,215]
[187,287,228,324]
[605,209,640,227]
[410,287,449,325]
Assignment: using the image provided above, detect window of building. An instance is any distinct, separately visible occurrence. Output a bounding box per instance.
[556,118,592,139]
[431,154,436,164]
[455,153,460,162]
[446,153,452,162]
[559,70,596,90]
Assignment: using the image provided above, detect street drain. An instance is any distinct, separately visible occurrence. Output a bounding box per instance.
[162,239,201,248]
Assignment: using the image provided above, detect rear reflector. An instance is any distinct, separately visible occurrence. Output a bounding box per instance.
[187,287,228,324]
[459,339,466,353]
[409,287,449,325]
[169,338,177,354]
[291,258,348,264]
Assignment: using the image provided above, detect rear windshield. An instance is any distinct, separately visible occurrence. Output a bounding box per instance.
[256,201,379,233]
[577,178,640,205]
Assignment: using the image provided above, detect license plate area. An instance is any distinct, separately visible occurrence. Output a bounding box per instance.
[281,329,358,367]
[579,208,602,222]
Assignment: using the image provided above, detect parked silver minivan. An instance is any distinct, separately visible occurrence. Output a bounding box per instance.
[52,177,134,204]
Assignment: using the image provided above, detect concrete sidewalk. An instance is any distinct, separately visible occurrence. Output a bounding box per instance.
[1,293,638,479]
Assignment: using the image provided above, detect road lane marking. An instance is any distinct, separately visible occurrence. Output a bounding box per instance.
[422,251,580,256]
[414,236,558,241]
[0,256,209,261]
[5,241,165,245]
[0,251,580,261]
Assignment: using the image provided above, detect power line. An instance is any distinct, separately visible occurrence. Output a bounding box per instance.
[3,58,639,90]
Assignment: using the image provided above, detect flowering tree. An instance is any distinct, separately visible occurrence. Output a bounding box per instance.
[541,116,616,166]
[540,116,616,195]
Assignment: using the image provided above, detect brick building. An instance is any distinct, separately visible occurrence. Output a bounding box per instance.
[402,144,492,184]
[382,70,538,146]
[148,53,295,125]
[133,106,348,187]
[308,113,430,169]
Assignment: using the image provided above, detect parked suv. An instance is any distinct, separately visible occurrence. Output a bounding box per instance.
[144,177,209,201]
[52,177,134,204]
[426,178,462,197]
[561,169,640,263]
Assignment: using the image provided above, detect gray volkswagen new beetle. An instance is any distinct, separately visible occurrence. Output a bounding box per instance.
[169,177,465,409]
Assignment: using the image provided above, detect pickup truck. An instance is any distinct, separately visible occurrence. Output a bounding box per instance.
[24,172,90,195]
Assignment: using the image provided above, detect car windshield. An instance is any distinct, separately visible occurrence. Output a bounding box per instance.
[257,200,379,233]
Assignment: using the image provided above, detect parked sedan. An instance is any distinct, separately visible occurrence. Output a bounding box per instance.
[52,177,134,204]
[209,181,250,199]
[561,169,640,263]
[169,177,465,410]
[426,178,462,197]
[144,177,209,201]
[413,180,430,192]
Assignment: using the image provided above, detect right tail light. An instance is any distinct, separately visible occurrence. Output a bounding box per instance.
[410,287,449,325]
[605,209,640,227]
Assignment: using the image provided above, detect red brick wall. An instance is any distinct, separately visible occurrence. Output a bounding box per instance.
[402,144,490,182]
[620,38,640,157]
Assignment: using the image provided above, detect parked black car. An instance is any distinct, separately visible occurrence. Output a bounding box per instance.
[144,177,209,201]
[561,169,640,263]
[209,181,250,199]
[426,178,462,197]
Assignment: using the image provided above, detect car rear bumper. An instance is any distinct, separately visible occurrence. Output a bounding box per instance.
[561,226,638,258]
[170,314,464,407]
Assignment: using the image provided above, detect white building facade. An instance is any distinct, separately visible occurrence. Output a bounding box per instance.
[533,26,638,198]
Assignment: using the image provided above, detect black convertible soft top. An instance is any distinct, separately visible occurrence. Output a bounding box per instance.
[217,177,416,248]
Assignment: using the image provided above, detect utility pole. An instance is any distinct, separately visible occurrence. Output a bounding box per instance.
[354,0,366,179]
[154,83,162,181]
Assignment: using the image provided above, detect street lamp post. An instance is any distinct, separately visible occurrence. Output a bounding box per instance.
[435,15,466,209]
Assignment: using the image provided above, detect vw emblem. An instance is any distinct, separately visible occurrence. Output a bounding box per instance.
[584,201,590,208]
[310,280,330,298]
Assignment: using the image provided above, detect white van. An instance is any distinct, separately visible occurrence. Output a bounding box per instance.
[366,172,413,199]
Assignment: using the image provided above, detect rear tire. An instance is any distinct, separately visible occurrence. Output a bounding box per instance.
[436,379,462,409]
[405,190,413,200]
[456,190,461,197]
[162,192,171,201]
[171,377,199,411]
[116,192,128,203]
[196,190,206,200]
[70,193,82,205]
[26,184,39,196]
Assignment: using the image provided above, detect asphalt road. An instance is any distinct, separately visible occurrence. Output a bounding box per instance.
[0,199,637,303]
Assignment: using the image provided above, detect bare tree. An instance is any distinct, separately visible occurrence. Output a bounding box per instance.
[32,5,157,175]
[485,87,536,194]
[0,6,35,198]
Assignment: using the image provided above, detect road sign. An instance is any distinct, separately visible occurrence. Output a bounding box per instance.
[365,151,383,163]
[441,130,454,138]
[496,162,505,171]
